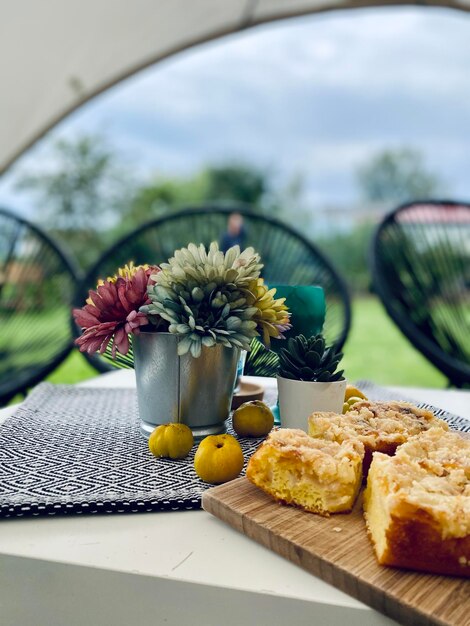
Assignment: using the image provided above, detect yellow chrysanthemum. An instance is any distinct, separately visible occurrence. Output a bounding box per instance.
[102,262,150,284]
[246,278,291,346]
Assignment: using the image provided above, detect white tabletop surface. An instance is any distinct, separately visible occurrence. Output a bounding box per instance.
[1,371,469,626]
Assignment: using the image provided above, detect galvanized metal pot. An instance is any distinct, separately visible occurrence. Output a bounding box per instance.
[133,332,240,439]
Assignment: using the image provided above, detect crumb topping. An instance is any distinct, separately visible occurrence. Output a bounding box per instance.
[309,401,448,447]
[371,428,470,538]
[260,428,364,485]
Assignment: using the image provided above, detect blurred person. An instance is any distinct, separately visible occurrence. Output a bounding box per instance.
[220,212,247,252]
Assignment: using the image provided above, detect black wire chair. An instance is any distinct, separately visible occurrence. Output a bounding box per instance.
[370,200,470,387]
[73,206,352,375]
[0,207,81,405]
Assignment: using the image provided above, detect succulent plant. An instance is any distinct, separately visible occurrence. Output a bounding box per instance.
[278,334,344,382]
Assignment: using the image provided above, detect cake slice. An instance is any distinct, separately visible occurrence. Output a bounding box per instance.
[246,428,364,515]
[364,427,470,577]
[308,400,448,476]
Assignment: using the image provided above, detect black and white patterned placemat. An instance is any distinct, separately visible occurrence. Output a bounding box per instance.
[0,383,266,519]
[0,381,468,519]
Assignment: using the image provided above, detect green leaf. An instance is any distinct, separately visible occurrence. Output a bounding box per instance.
[191,287,204,302]
[323,355,341,372]
[244,339,280,377]
[279,352,303,376]
[176,323,190,334]
[305,350,321,368]
[316,371,331,382]
[201,335,216,347]
[322,346,335,362]
[177,336,192,355]
[162,299,181,313]
[287,338,305,363]
[279,369,298,380]
[300,367,315,380]
[310,336,325,355]
[287,337,298,353]
[329,370,345,382]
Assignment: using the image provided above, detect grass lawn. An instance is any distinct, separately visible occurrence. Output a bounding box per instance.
[47,296,447,389]
[47,349,97,385]
[341,297,446,388]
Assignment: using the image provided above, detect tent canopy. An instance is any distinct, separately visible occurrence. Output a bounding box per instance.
[1,0,469,174]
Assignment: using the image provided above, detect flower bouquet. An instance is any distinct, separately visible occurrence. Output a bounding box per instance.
[74,243,290,437]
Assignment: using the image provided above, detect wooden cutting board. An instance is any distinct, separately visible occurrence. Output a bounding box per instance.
[202,478,470,626]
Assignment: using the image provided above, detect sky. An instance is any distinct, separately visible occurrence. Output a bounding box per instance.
[1,5,470,217]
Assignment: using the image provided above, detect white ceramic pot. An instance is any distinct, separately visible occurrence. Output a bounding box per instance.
[277,376,347,431]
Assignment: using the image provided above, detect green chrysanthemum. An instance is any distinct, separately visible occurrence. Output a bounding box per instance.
[141,242,263,357]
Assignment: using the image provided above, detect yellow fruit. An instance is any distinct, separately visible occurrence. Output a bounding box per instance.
[232,400,274,438]
[342,402,350,414]
[194,434,244,484]
[344,385,368,403]
[148,423,194,460]
[348,396,364,406]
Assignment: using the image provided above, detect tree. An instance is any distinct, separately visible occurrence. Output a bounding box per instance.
[124,162,277,230]
[357,148,443,206]
[16,135,132,267]
[125,173,207,227]
[317,221,375,294]
[203,163,268,207]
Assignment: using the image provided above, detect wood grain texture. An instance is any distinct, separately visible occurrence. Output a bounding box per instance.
[202,478,470,626]
[231,381,265,409]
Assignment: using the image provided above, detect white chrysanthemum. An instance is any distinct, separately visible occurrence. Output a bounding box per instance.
[154,242,262,291]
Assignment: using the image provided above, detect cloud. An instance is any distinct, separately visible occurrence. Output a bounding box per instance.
[2,4,470,214]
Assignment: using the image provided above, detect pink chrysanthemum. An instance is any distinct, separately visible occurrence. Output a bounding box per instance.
[73,265,160,357]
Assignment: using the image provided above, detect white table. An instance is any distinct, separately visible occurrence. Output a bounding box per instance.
[1,372,469,626]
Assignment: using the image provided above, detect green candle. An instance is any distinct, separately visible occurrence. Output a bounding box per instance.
[269,285,326,351]
[267,285,326,425]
